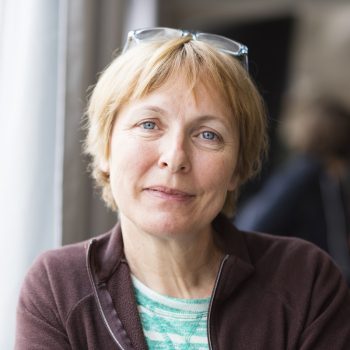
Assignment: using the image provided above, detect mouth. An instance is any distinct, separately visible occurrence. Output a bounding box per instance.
[144,186,195,200]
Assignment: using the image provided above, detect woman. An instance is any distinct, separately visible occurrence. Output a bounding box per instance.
[16,28,350,349]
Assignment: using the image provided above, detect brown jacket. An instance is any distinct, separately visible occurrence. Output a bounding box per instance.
[15,214,350,349]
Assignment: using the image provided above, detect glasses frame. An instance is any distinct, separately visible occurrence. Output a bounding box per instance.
[123,27,249,71]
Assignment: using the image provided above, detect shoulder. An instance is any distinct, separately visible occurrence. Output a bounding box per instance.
[18,228,117,321]
[19,239,92,321]
[243,232,330,262]
[244,231,339,283]
[243,231,350,347]
[16,229,122,347]
[27,238,89,285]
[33,239,88,274]
[243,231,350,318]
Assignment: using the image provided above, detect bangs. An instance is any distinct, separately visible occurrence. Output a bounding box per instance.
[127,38,243,113]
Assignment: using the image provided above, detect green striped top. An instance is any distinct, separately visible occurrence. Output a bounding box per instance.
[131,275,210,350]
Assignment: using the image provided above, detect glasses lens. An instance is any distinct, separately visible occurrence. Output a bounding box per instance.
[196,33,248,70]
[123,28,183,52]
[134,27,181,42]
[196,33,245,55]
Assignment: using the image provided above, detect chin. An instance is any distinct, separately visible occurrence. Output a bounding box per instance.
[144,219,190,238]
[140,211,212,240]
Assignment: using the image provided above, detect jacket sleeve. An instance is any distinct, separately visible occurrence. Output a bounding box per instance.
[298,250,350,349]
[15,253,71,350]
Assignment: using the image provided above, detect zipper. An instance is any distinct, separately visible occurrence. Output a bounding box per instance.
[86,239,126,350]
[207,254,229,350]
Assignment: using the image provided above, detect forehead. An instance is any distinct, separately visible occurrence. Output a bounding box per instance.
[137,71,232,109]
[128,75,233,120]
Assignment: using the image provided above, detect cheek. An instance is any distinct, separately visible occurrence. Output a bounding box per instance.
[110,134,140,163]
[196,156,237,193]
[109,138,156,186]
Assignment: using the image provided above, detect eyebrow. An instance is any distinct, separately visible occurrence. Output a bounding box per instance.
[131,105,165,115]
[131,104,233,130]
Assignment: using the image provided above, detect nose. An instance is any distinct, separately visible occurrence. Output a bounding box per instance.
[158,133,191,173]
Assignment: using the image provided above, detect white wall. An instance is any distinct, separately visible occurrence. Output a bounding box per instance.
[0,0,63,348]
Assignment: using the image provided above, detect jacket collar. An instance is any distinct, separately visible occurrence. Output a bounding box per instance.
[89,213,255,297]
[212,214,255,300]
[88,225,125,283]
[213,213,252,262]
[86,214,255,349]
[87,227,145,350]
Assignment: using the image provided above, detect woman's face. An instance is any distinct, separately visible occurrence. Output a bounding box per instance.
[107,77,239,239]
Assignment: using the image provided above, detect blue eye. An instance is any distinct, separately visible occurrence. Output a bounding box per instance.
[141,121,156,129]
[201,131,217,140]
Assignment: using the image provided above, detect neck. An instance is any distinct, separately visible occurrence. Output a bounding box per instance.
[120,216,224,299]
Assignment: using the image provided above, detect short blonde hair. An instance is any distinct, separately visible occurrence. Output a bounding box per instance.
[84,36,268,217]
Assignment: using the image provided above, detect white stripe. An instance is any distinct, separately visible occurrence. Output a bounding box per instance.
[137,304,208,320]
[137,305,154,317]
[144,330,208,344]
[132,275,210,312]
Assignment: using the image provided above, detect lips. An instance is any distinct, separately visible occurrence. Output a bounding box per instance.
[144,186,195,199]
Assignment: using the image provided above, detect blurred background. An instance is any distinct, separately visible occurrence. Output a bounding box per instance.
[1,0,350,348]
